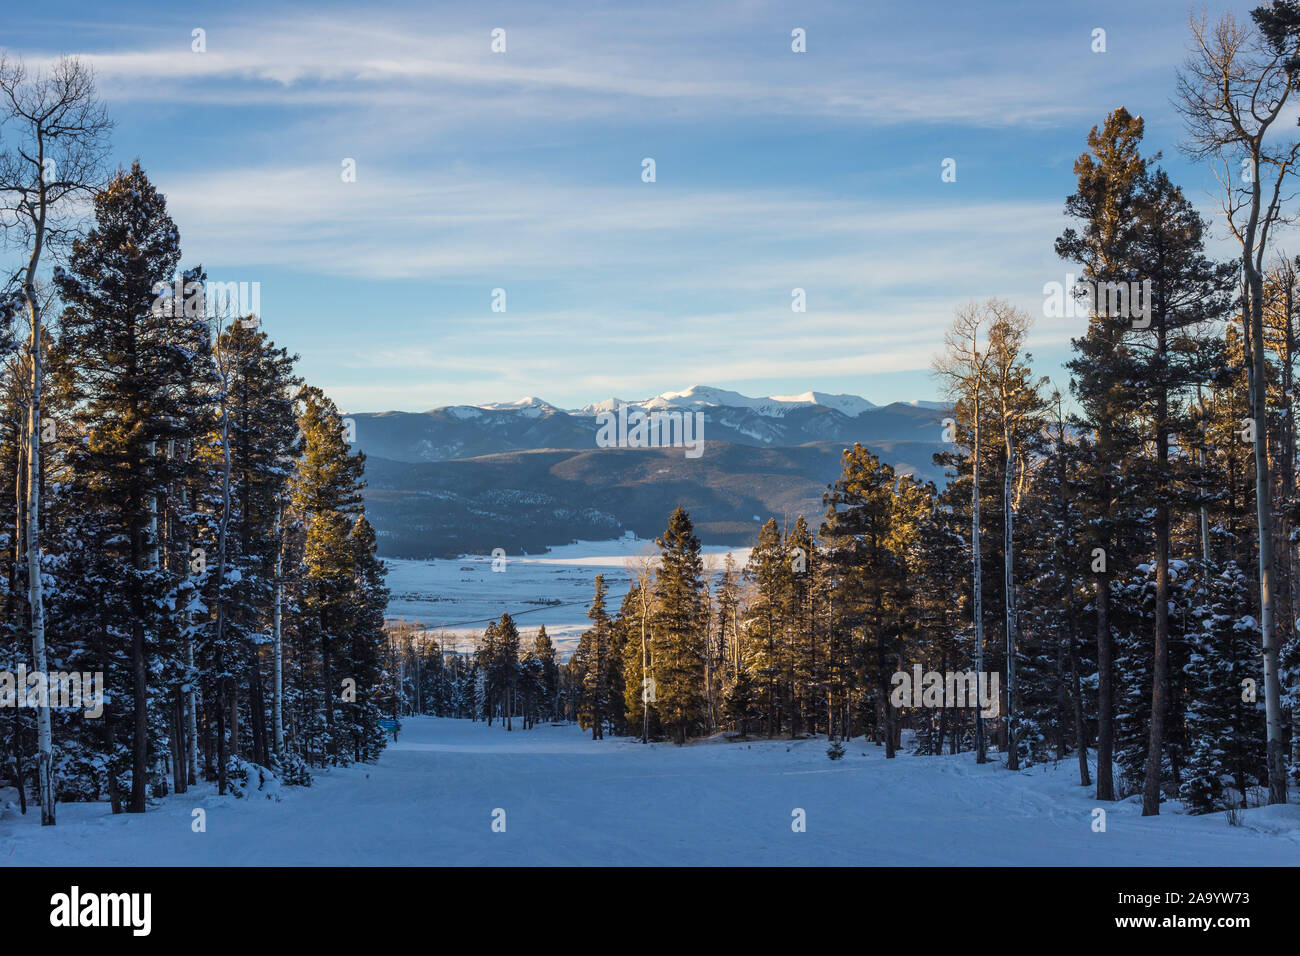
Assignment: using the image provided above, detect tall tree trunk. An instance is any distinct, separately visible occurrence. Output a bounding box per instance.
[171,690,187,794]
[1095,577,1114,801]
[248,648,268,766]
[103,709,121,815]
[1197,387,1211,567]
[1056,409,1090,787]
[1142,362,1171,815]
[1245,266,1289,804]
[215,357,235,776]
[11,414,25,629]
[272,503,285,757]
[180,442,198,785]
[215,662,227,794]
[1068,624,1091,788]
[129,611,148,811]
[1003,433,1018,771]
[24,281,53,825]
[1279,283,1300,770]
[185,631,198,786]
[972,396,986,763]
[640,587,650,744]
[1142,487,1171,814]
[9,709,26,815]
[129,411,149,813]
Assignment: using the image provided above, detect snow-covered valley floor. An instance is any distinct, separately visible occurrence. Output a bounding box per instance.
[383,538,751,657]
[5,716,1299,866]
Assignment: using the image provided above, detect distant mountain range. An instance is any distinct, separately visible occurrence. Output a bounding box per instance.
[348,385,951,558]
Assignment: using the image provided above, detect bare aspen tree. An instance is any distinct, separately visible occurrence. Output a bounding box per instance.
[985,302,1046,772]
[0,55,111,826]
[933,302,994,764]
[625,545,657,743]
[1263,254,1300,767]
[1177,12,1300,803]
[702,553,721,734]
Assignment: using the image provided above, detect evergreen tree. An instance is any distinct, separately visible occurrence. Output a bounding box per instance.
[651,506,706,744]
[287,386,368,762]
[577,574,613,739]
[821,444,906,757]
[1057,106,1151,801]
[51,161,193,812]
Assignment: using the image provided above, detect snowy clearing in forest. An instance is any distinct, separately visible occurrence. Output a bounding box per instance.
[4,716,1299,866]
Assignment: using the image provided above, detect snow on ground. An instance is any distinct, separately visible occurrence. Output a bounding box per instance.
[5,716,1298,866]
[384,538,750,656]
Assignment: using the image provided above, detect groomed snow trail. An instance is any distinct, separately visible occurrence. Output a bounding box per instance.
[5,716,1298,865]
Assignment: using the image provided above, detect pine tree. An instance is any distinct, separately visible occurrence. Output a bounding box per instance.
[1182,559,1268,812]
[744,519,786,737]
[651,506,706,744]
[532,625,559,723]
[1057,107,1150,801]
[288,386,367,762]
[578,574,613,739]
[784,515,815,738]
[345,515,388,760]
[51,161,194,812]
[821,444,906,757]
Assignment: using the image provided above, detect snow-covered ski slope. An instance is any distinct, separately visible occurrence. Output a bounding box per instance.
[5,716,1298,865]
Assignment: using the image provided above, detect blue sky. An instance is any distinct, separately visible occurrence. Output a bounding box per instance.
[2,0,1274,412]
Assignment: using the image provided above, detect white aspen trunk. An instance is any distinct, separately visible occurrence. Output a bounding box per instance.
[708,622,716,731]
[1197,389,1211,567]
[24,184,53,823]
[1246,265,1288,804]
[972,390,986,764]
[640,583,650,744]
[1003,432,1018,770]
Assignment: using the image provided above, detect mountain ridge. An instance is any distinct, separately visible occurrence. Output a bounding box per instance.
[347,385,951,558]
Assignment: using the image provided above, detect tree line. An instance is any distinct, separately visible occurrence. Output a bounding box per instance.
[0,56,389,825]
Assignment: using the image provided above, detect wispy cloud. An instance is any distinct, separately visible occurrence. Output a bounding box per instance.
[33,7,1166,128]
[5,0,1230,411]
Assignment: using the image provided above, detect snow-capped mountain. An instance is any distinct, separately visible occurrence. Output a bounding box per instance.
[475,396,559,413]
[768,390,878,417]
[347,387,951,558]
[574,385,877,418]
[348,385,944,463]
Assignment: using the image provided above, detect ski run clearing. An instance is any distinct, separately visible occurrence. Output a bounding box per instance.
[4,716,1299,866]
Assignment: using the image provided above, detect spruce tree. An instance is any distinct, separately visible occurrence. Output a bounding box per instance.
[1057,107,1150,801]
[651,506,706,744]
[51,161,193,811]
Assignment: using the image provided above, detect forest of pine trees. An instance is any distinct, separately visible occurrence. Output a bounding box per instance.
[0,63,389,824]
